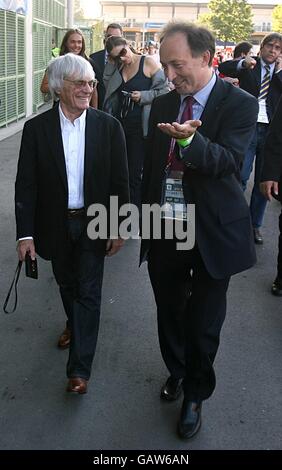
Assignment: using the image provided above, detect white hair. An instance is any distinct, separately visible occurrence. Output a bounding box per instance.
[47,53,95,100]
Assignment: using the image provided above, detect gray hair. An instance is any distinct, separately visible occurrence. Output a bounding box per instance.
[47,53,95,100]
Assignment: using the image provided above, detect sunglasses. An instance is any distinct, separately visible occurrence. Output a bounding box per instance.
[112,47,128,61]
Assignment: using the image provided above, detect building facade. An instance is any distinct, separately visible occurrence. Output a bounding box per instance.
[0,0,67,128]
[98,1,278,46]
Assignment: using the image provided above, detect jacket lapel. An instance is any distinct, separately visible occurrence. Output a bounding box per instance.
[254,57,261,95]
[84,108,100,203]
[45,106,68,192]
[198,77,228,136]
[160,91,181,166]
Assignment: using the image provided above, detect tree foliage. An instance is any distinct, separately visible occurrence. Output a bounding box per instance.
[272,5,282,33]
[208,0,253,44]
[196,13,213,31]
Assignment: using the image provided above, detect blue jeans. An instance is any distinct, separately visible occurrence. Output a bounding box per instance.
[241,123,268,228]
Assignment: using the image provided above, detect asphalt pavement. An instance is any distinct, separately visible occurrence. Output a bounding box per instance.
[0,129,281,450]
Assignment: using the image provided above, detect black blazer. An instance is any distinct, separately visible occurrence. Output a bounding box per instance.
[90,49,106,109]
[261,95,282,192]
[15,106,129,260]
[141,78,258,279]
[218,57,282,120]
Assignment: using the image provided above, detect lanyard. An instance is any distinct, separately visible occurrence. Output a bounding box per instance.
[3,261,22,314]
[165,137,177,174]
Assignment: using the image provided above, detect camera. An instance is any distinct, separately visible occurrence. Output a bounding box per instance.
[25,253,38,279]
[121,90,131,97]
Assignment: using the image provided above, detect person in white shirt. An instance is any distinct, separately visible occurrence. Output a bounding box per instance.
[15,53,129,395]
[147,41,161,65]
[219,33,282,245]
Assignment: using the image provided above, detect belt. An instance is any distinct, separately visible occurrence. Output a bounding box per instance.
[67,207,85,218]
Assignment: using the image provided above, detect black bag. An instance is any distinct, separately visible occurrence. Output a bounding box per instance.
[3,254,38,314]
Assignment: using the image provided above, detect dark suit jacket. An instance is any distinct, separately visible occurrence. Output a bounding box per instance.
[218,57,282,120]
[261,95,282,199]
[90,49,106,109]
[15,106,129,260]
[141,77,258,279]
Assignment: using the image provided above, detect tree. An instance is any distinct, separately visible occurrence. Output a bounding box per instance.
[208,0,254,45]
[272,5,282,33]
[74,0,85,21]
[196,13,213,31]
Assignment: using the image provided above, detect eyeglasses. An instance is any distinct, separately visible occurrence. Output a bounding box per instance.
[64,79,97,89]
[111,47,128,61]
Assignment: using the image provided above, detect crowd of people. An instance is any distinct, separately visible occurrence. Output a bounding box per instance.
[14,21,282,440]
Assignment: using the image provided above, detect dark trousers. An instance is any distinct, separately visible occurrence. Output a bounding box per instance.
[148,240,230,401]
[123,118,146,210]
[51,215,104,380]
[278,207,282,278]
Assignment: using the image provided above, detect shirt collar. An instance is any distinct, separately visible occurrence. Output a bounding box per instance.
[180,71,216,108]
[260,58,275,73]
[59,104,87,130]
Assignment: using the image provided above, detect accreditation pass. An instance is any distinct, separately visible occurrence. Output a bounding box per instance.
[161,170,187,221]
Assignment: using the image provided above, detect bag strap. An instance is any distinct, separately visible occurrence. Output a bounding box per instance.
[3,261,22,314]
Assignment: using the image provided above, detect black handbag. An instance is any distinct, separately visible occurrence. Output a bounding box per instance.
[3,254,38,314]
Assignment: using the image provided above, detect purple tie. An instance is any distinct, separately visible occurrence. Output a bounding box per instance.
[168,96,195,171]
[180,96,195,123]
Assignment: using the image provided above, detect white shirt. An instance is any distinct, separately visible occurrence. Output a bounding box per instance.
[259,58,275,82]
[256,59,275,124]
[59,104,86,209]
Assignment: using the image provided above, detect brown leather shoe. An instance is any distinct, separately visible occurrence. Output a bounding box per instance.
[67,377,88,394]
[57,327,71,349]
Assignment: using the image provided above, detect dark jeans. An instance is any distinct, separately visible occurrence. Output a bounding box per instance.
[51,215,104,380]
[241,123,268,228]
[148,240,229,402]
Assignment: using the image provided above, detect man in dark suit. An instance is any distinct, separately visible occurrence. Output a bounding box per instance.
[219,33,282,245]
[260,95,282,295]
[141,22,258,439]
[90,23,123,109]
[15,53,129,394]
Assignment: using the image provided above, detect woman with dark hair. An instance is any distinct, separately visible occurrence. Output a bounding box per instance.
[40,29,98,108]
[103,36,169,208]
[59,28,87,57]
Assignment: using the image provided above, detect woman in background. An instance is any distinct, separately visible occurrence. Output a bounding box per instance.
[103,36,169,209]
[40,29,98,108]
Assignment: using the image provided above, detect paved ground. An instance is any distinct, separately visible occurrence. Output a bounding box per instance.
[0,130,281,450]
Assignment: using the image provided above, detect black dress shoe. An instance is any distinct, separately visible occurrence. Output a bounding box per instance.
[253,228,263,245]
[177,400,202,439]
[160,376,183,401]
[271,277,282,296]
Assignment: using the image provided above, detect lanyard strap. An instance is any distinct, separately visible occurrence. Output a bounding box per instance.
[165,137,177,173]
[3,261,22,314]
